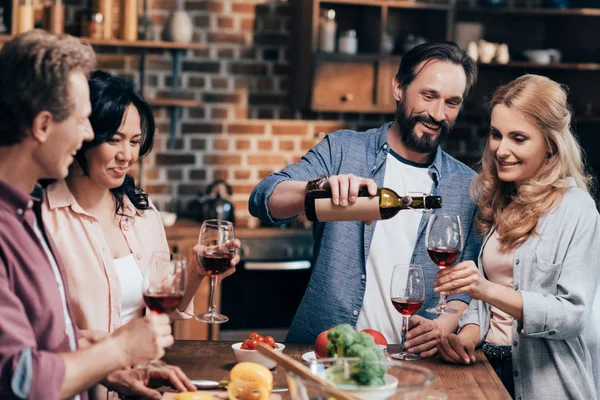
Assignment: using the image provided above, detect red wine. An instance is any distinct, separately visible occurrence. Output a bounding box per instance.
[391,298,423,316]
[144,294,183,314]
[200,255,232,275]
[427,247,461,268]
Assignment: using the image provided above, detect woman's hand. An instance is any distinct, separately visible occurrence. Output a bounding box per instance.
[434,260,490,300]
[192,239,241,279]
[438,333,477,365]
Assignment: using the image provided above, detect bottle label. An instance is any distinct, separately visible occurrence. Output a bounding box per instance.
[315,197,381,222]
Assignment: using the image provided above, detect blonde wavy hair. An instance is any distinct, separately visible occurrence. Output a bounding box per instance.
[471,74,591,251]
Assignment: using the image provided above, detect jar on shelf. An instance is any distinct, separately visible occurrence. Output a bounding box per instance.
[338,29,358,55]
[43,0,64,35]
[120,0,137,41]
[98,0,113,39]
[318,9,336,53]
[14,0,35,35]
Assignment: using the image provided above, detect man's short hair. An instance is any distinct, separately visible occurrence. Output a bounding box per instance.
[395,41,477,99]
[0,30,96,146]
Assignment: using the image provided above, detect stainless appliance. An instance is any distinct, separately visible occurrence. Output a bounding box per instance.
[219,229,314,342]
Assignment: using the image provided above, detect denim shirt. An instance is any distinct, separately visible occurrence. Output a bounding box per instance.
[459,180,600,399]
[249,122,482,343]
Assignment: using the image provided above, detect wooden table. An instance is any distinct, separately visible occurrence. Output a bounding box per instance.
[162,340,511,400]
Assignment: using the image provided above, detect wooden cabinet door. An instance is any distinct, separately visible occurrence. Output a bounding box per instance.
[311,60,376,112]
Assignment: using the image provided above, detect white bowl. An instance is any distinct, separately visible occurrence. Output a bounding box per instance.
[158,211,177,227]
[231,342,285,369]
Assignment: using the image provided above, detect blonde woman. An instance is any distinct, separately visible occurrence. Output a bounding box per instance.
[435,75,600,399]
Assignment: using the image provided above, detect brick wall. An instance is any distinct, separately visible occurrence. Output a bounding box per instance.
[6,0,486,227]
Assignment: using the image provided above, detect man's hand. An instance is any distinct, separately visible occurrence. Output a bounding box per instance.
[438,333,477,365]
[321,174,378,206]
[403,316,444,358]
[112,314,174,367]
[104,365,196,400]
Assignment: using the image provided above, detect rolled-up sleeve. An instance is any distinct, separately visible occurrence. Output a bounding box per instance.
[249,134,337,225]
[521,201,600,340]
[0,260,66,400]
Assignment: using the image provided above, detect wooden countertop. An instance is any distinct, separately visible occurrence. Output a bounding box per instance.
[165,219,312,239]
[161,340,511,400]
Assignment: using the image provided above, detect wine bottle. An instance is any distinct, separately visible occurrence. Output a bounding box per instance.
[304,187,442,222]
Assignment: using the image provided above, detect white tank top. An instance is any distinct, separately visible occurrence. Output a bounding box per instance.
[113,253,145,325]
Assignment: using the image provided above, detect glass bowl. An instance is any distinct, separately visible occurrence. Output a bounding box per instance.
[287,357,435,400]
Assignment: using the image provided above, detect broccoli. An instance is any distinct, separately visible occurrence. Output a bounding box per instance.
[322,324,386,387]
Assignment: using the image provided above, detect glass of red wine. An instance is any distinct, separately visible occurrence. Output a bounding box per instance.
[195,219,236,324]
[425,213,464,315]
[390,263,425,360]
[142,251,187,368]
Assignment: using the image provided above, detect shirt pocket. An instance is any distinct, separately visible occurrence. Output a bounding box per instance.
[532,252,562,294]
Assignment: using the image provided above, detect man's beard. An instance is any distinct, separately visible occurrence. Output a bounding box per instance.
[395,98,452,154]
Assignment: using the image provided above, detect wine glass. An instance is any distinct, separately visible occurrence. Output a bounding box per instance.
[195,219,236,324]
[425,213,464,314]
[390,264,426,360]
[142,251,188,367]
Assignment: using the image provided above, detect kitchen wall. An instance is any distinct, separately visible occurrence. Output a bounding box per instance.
[47,0,486,227]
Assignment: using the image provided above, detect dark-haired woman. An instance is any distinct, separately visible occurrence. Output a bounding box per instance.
[42,71,240,400]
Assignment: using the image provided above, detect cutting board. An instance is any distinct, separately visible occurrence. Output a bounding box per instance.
[161,391,282,400]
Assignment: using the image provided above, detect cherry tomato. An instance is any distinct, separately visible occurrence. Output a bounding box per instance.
[241,339,252,350]
[264,336,276,348]
[256,335,265,343]
[247,332,260,340]
[246,339,259,350]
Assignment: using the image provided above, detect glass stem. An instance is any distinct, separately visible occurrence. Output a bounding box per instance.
[401,316,410,349]
[439,292,447,310]
[208,275,217,313]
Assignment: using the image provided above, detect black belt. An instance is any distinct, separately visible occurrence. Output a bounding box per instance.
[482,343,512,361]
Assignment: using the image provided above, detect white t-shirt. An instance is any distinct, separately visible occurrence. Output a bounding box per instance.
[113,253,145,325]
[356,151,433,343]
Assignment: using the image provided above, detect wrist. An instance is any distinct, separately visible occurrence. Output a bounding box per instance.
[104,334,130,370]
[306,174,329,192]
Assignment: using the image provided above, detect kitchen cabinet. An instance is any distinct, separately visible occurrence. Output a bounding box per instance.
[292,0,453,114]
[292,0,600,122]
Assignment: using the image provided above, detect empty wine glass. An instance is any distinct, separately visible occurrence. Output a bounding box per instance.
[142,251,187,368]
[196,219,236,324]
[425,213,464,314]
[390,264,426,360]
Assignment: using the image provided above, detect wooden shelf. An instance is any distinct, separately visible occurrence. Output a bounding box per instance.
[457,6,600,16]
[478,61,600,71]
[79,37,207,50]
[315,52,400,62]
[321,0,451,10]
[460,109,600,124]
[147,98,203,108]
[0,34,207,50]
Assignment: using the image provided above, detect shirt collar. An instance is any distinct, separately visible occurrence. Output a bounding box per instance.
[46,180,143,218]
[375,121,444,181]
[0,180,34,217]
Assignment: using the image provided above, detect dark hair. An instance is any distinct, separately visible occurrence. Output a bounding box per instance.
[0,30,96,146]
[395,41,477,99]
[74,70,155,214]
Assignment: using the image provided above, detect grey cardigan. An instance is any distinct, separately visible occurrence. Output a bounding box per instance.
[459,179,600,400]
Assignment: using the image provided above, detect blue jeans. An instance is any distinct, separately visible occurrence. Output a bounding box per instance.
[482,343,515,399]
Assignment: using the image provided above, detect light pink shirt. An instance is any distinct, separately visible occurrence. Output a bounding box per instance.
[482,229,515,345]
[42,180,193,334]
